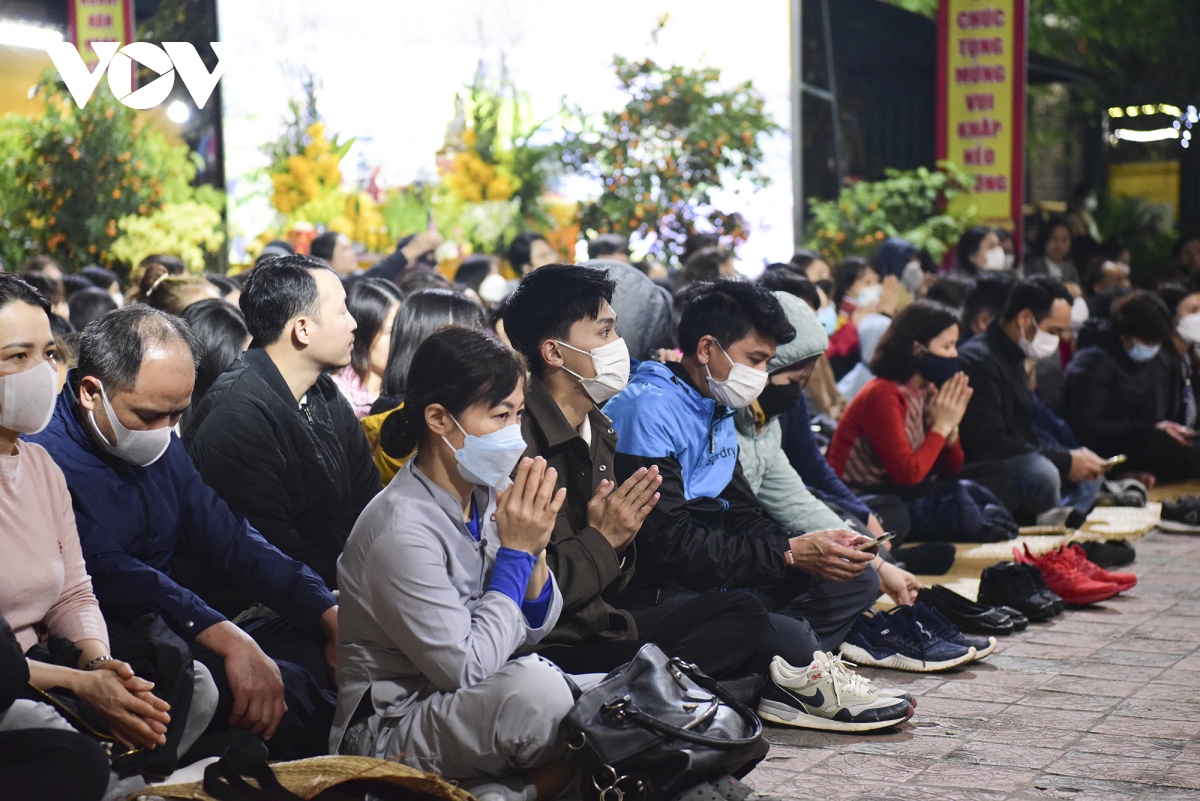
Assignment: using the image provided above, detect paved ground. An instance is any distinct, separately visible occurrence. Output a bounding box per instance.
[746,530,1200,800]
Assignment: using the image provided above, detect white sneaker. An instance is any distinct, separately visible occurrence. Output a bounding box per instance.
[756,652,913,732]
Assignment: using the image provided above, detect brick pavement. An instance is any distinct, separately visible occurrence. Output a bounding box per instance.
[746,530,1200,800]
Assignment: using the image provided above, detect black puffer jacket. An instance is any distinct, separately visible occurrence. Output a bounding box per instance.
[1063,331,1172,456]
[185,349,381,588]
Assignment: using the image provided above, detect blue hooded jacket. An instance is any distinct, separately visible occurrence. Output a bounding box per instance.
[27,375,335,639]
[605,361,792,591]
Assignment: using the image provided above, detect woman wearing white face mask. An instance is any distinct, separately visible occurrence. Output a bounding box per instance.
[1159,284,1200,438]
[335,326,586,801]
[954,225,1007,276]
[827,257,900,381]
[1065,290,1200,484]
[0,276,174,770]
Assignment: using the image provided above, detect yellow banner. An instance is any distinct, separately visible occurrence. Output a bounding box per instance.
[69,0,134,66]
[939,0,1026,228]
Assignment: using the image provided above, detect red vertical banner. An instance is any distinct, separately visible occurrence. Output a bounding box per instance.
[937,0,1027,247]
[67,0,135,75]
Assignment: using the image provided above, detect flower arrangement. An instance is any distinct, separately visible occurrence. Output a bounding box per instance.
[268,121,353,225]
[110,200,224,272]
[0,72,223,272]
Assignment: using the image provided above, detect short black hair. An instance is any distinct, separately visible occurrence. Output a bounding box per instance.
[503,264,617,376]
[68,287,117,332]
[507,231,547,273]
[956,225,993,274]
[678,247,732,289]
[77,305,201,395]
[962,272,1014,331]
[677,280,796,356]
[397,269,454,295]
[454,255,494,295]
[757,265,820,311]
[0,273,51,316]
[589,233,630,258]
[1111,290,1172,344]
[1002,276,1073,323]
[205,274,238,299]
[380,326,526,459]
[239,254,336,346]
[62,274,92,299]
[1158,282,1200,318]
[79,265,119,291]
[789,249,824,272]
[831,257,874,307]
[310,231,341,262]
[140,253,187,276]
[870,300,960,382]
[1033,217,1072,258]
[925,275,973,310]
[20,271,64,305]
[346,277,402,379]
[181,298,249,412]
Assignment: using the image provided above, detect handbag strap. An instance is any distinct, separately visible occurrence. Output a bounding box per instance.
[203,747,306,801]
[611,660,762,750]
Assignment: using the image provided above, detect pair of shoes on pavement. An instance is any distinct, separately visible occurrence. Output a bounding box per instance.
[1095,478,1148,508]
[917,584,1028,636]
[757,651,914,733]
[979,561,1063,621]
[1014,543,1136,605]
[838,603,994,673]
[1079,539,1136,568]
[1161,495,1200,533]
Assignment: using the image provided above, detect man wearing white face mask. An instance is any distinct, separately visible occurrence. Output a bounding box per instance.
[959,278,1105,524]
[605,281,882,678]
[502,266,770,679]
[30,306,341,759]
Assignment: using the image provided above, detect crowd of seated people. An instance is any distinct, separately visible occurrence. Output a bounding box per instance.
[2,220,1200,801]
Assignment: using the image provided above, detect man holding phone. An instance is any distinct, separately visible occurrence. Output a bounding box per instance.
[958,277,1104,523]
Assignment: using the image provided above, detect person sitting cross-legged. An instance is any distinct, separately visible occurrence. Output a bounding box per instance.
[29,306,339,759]
[501,264,769,678]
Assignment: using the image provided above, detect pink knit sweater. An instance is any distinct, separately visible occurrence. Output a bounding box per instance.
[0,441,109,653]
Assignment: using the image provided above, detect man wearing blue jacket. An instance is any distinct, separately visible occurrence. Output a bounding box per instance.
[30,306,338,758]
[604,281,880,669]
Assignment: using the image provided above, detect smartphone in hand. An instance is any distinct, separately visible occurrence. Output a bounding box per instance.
[855,531,896,553]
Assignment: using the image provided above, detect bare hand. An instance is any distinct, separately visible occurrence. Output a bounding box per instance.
[225,639,287,740]
[587,467,662,553]
[400,231,442,263]
[851,300,880,326]
[76,669,171,750]
[879,275,902,316]
[877,561,921,606]
[788,529,875,581]
[1157,421,1195,447]
[1068,448,1107,482]
[929,372,973,435]
[93,659,136,682]
[496,457,567,555]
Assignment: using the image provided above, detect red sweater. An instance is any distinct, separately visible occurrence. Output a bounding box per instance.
[827,377,964,486]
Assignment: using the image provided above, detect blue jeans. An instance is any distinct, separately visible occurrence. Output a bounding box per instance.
[1003,452,1101,517]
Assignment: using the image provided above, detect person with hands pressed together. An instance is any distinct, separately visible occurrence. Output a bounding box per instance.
[959,277,1104,523]
[502,265,770,678]
[0,275,178,761]
[604,281,883,676]
[29,306,340,759]
[335,327,588,801]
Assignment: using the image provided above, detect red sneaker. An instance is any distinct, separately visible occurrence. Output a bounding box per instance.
[1065,544,1137,592]
[1027,547,1121,605]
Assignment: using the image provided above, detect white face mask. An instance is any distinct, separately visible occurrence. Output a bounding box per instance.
[110,292,125,309]
[441,415,527,491]
[1178,313,1200,345]
[1019,323,1061,361]
[982,246,1008,271]
[86,382,173,467]
[855,284,883,307]
[0,360,57,435]
[705,341,768,409]
[555,337,630,404]
[1070,296,1090,331]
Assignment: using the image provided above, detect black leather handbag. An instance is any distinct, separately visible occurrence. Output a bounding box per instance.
[563,644,768,801]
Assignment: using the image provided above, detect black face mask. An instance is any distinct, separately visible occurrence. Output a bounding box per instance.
[757,382,803,419]
[918,351,961,386]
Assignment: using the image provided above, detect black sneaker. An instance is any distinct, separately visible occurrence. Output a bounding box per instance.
[1079,539,1136,568]
[918,585,1016,636]
[1161,496,1200,533]
[978,562,1061,622]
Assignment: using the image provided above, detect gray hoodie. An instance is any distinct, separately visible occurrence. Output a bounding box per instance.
[735,291,846,532]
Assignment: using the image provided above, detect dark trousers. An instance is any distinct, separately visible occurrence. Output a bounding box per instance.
[1120,428,1200,483]
[0,728,111,801]
[539,591,769,679]
[191,616,335,760]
